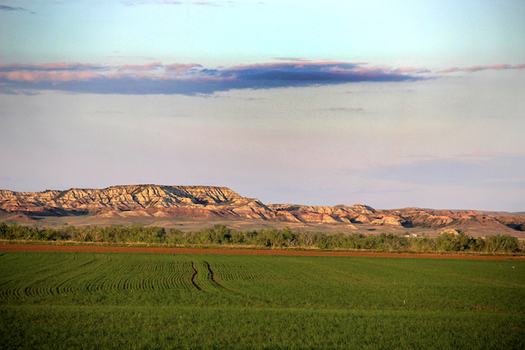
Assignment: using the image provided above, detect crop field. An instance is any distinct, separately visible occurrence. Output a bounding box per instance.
[1,251,524,349]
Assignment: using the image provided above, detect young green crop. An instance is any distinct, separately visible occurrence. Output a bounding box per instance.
[1,252,524,349]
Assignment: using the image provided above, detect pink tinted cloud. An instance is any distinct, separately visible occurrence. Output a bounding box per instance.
[437,67,460,73]
[393,67,416,73]
[0,71,101,82]
[351,66,390,73]
[393,67,431,74]
[464,64,511,72]
[165,63,202,72]
[438,63,524,73]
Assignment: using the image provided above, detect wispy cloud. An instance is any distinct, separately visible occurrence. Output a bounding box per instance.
[121,0,224,6]
[0,85,40,96]
[0,63,106,72]
[272,57,312,62]
[327,107,364,112]
[165,63,203,72]
[192,1,220,5]
[393,67,431,74]
[438,63,525,73]
[119,62,163,71]
[0,61,426,95]
[0,5,35,14]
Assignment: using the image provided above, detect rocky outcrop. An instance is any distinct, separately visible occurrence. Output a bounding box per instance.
[1,185,524,231]
[441,229,461,236]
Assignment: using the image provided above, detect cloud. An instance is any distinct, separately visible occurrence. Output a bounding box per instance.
[437,67,460,73]
[121,1,224,6]
[0,5,35,14]
[0,71,103,83]
[327,107,364,112]
[227,61,358,71]
[220,62,422,85]
[0,63,106,72]
[457,151,523,159]
[119,62,163,71]
[464,64,511,72]
[438,63,525,73]
[0,84,40,95]
[121,1,162,6]
[0,61,425,95]
[272,57,312,62]
[393,67,431,74]
[165,63,203,72]
[192,1,219,5]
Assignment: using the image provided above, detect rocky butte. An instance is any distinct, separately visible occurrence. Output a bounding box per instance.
[1,185,524,237]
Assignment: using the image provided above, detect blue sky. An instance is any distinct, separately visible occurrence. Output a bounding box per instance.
[1,0,524,211]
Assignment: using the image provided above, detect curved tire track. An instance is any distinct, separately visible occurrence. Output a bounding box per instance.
[202,260,240,295]
[190,261,203,292]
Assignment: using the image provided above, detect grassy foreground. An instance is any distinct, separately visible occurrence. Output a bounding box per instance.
[1,252,524,349]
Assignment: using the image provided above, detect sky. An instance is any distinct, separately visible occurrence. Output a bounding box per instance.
[1,0,525,212]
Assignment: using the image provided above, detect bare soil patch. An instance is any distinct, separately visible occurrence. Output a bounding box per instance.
[1,244,523,260]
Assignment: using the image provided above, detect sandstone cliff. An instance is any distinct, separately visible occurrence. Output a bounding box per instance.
[0,185,244,212]
[1,185,523,233]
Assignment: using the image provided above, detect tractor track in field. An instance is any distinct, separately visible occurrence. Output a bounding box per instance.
[1,244,524,260]
[203,260,240,295]
[180,257,205,292]
[189,261,203,292]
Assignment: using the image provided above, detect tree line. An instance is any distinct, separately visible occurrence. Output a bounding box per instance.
[0,223,522,254]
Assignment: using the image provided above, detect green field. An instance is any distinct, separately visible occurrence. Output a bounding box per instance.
[1,252,524,349]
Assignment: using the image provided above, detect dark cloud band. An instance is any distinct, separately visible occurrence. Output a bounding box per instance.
[0,61,426,95]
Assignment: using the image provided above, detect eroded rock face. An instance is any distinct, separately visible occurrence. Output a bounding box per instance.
[1,185,524,231]
[370,216,405,227]
[0,185,244,212]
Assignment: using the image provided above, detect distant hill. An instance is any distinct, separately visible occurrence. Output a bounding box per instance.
[1,185,524,236]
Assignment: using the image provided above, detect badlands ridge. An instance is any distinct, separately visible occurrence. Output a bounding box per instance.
[1,185,524,236]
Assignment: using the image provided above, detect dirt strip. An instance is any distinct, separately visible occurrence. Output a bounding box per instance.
[1,244,524,260]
